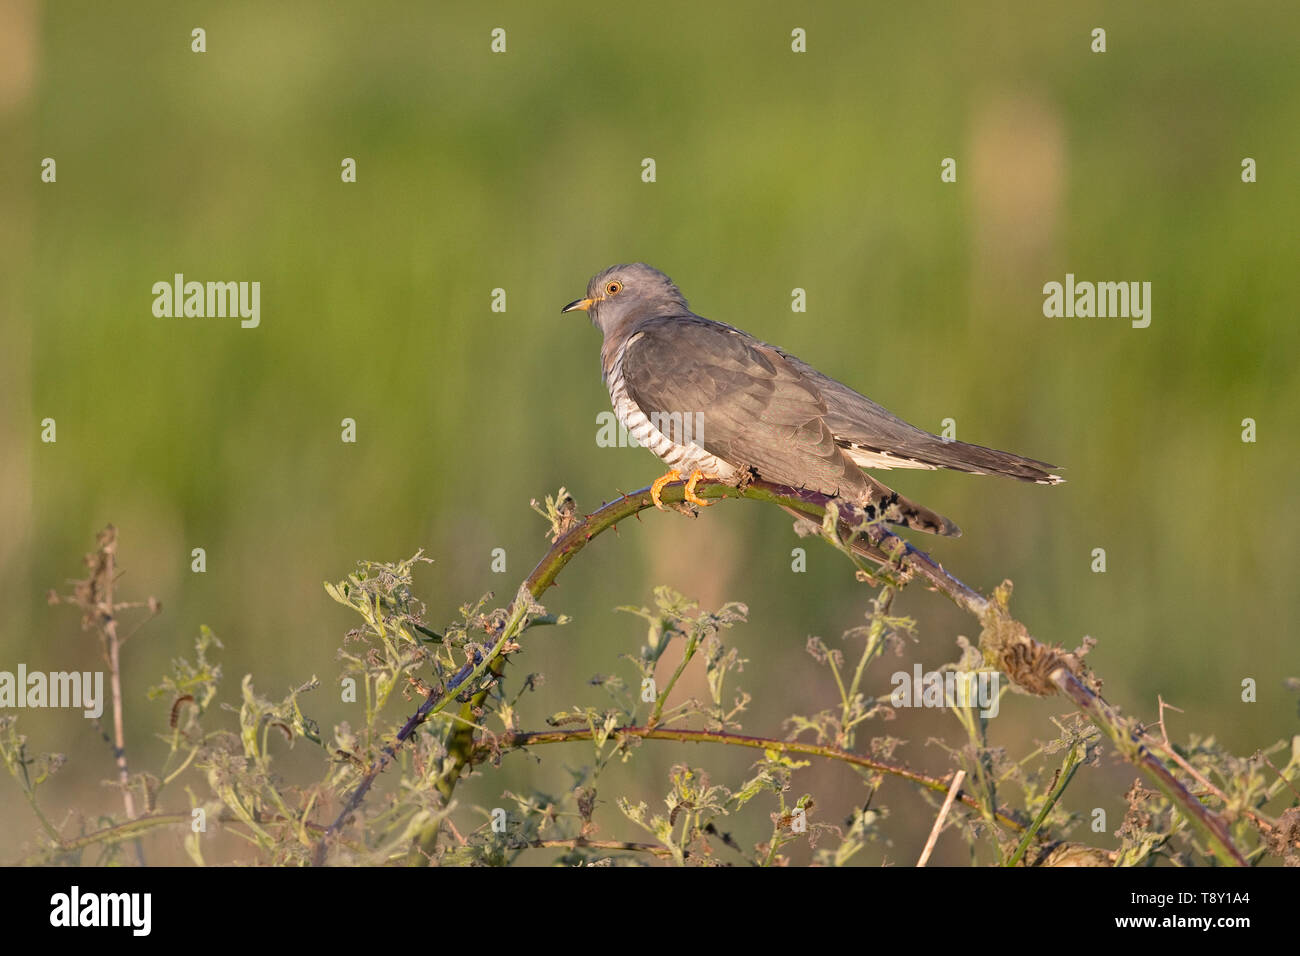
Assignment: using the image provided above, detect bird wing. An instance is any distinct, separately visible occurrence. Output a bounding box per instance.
[775,351,1064,485]
[620,317,960,535]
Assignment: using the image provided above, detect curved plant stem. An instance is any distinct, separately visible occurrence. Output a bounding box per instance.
[494,725,1027,833]
[1005,741,1082,867]
[315,476,1246,867]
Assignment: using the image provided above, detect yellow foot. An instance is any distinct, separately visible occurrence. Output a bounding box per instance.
[684,470,721,507]
[650,470,682,510]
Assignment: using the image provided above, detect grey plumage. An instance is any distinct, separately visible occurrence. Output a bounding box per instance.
[564,263,1063,538]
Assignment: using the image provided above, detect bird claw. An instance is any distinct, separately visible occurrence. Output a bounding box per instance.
[684,469,720,507]
[650,470,682,510]
[649,469,721,510]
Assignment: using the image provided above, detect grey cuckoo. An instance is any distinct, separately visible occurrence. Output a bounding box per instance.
[562,263,1062,539]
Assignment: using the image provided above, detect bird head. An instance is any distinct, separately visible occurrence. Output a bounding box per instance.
[561,263,690,335]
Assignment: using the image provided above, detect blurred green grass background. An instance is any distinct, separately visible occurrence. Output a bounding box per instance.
[3,0,1298,864]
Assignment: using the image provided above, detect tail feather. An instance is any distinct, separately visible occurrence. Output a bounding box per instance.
[859,472,961,537]
[841,437,1064,485]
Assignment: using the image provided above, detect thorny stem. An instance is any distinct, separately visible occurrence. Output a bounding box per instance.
[491,725,1027,833]
[42,526,164,865]
[1005,740,1083,867]
[1052,669,1245,865]
[314,595,533,864]
[316,477,1247,867]
[648,631,699,729]
[94,531,136,825]
[19,810,335,865]
[848,588,895,721]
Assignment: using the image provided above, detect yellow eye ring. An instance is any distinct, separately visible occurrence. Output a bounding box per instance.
[605,281,622,296]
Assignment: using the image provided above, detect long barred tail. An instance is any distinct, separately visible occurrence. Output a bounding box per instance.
[841,437,1064,486]
[860,473,961,537]
[907,437,1063,485]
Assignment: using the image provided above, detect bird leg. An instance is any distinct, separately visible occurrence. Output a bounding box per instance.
[649,469,723,509]
[649,469,682,510]
[684,470,722,507]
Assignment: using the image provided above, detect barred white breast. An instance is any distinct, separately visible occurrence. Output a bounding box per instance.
[606,333,737,480]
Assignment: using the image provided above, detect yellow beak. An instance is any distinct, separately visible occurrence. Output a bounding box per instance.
[561,297,594,313]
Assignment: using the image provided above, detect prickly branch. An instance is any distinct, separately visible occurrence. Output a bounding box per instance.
[323,476,1247,867]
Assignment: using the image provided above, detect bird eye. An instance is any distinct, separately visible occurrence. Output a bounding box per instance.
[605,281,622,296]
